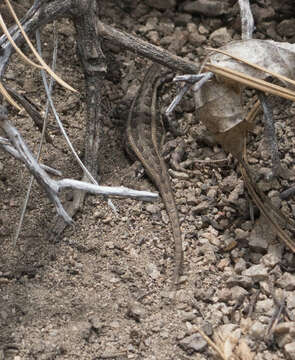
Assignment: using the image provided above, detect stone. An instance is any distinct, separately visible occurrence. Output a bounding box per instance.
[175,13,192,27]
[274,322,295,348]
[242,264,268,282]
[146,263,160,280]
[146,0,176,10]
[217,258,230,270]
[179,333,207,353]
[248,238,266,256]
[158,21,175,36]
[70,321,92,341]
[226,275,253,290]
[255,299,273,314]
[217,288,231,302]
[268,243,283,261]
[167,28,188,54]
[274,322,295,335]
[200,231,220,247]
[183,0,227,17]
[261,253,280,268]
[249,321,266,340]
[230,286,248,303]
[126,301,146,322]
[146,31,160,45]
[89,316,103,333]
[145,204,160,214]
[272,0,293,16]
[188,31,207,46]
[277,273,295,291]
[277,19,295,37]
[186,192,198,206]
[209,27,232,47]
[252,4,275,23]
[194,287,215,303]
[191,201,210,215]
[285,342,295,360]
[285,253,295,269]
[202,321,213,336]
[228,181,244,203]
[287,292,295,309]
[199,24,209,35]
[181,311,196,322]
[234,258,247,274]
[187,22,197,33]
[234,228,249,240]
[259,281,271,296]
[270,195,281,209]
[248,216,274,253]
[220,173,238,192]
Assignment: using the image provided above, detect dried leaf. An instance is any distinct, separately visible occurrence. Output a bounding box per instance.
[213,325,241,360]
[208,39,295,83]
[195,39,295,154]
[195,38,295,253]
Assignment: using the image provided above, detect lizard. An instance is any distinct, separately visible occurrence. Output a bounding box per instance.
[126,63,183,288]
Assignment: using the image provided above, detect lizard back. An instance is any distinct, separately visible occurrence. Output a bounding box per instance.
[127,64,183,287]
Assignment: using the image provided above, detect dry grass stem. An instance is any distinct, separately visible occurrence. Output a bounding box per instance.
[0,82,21,110]
[0,14,42,69]
[206,47,295,88]
[4,0,77,93]
[204,63,295,102]
[193,326,227,360]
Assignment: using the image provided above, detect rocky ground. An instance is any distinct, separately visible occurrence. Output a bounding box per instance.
[1,0,295,359]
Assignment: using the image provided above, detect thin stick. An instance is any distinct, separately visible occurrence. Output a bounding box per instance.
[0,81,21,111]
[0,114,158,225]
[96,20,199,74]
[0,14,42,69]
[36,31,117,213]
[0,138,62,176]
[193,326,226,360]
[238,0,254,40]
[14,24,59,246]
[166,72,213,116]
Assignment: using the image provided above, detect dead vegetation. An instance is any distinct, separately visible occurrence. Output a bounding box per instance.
[0,0,295,359]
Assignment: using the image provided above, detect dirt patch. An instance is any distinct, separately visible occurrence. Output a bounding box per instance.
[1,1,295,359]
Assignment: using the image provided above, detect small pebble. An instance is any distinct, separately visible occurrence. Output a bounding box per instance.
[179,334,207,353]
[256,299,273,314]
[126,301,146,322]
[277,273,295,291]
[249,321,266,340]
[230,286,248,303]
[226,275,253,290]
[146,263,160,280]
[146,204,160,214]
[234,258,247,274]
[261,253,280,268]
[284,341,295,360]
[242,264,268,282]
